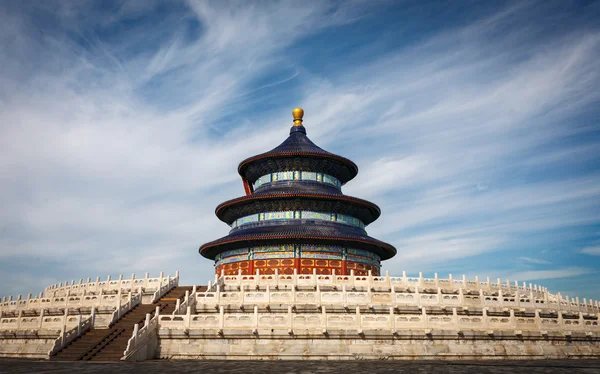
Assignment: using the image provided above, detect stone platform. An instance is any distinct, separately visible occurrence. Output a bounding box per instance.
[0,359,599,373]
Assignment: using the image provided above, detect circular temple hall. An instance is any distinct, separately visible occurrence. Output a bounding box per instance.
[199,108,396,276]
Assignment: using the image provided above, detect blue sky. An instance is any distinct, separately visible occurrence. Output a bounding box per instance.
[1,0,599,300]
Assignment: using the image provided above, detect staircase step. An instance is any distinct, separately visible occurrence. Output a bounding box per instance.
[51,286,201,361]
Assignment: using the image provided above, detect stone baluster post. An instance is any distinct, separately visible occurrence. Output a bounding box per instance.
[62,307,68,331]
[402,270,407,287]
[129,273,135,292]
[558,311,565,331]
[509,309,516,329]
[290,284,296,305]
[434,273,439,288]
[76,314,82,335]
[418,272,424,287]
[116,292,122,319]
[39,308,44,329]
[534,309,542,331]
[174,299,180,315]
[118,274,123,293]
[453,307,459,331]
[475,275,480,289]
[482,308,489,330]
[131,323,139,349]
[180,305,189,330]
[486,277,491,291]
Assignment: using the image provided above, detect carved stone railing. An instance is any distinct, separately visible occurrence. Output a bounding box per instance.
[108,291,142,327]
[1,271,178,313]
[172,286,197,315]
[210,271,599,314]
[47,311,94,358]
[158,306,599,336]
[217,270,550,294]
[151,273,179,304]
[122,306,160,361]
[42,272,173,298]
[0,307,99,332]
[193,286,600,315]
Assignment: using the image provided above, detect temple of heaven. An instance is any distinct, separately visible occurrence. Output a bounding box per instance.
[199,108,396,276]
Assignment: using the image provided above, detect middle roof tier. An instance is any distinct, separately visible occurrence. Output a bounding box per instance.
[215,189,382,226]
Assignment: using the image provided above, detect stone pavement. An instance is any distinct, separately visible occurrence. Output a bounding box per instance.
[0,359,599,373]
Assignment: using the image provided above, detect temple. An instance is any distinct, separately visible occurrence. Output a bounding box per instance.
[1,108,599,361]
[199,108,396,276]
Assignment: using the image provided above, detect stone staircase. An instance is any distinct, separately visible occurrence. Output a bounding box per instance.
[51,286,195,361]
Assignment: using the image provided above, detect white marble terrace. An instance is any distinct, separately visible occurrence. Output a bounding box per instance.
[0,271,179,314]
[154,270,599,339]
[0,272,177,332]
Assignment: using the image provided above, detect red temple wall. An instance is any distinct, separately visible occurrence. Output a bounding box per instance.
[215,259,379,276]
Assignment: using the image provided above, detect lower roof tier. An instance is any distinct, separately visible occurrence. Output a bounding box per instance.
[198,222,397,261]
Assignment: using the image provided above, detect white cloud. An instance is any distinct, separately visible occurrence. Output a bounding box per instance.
[581,246,600,256]
[505,268,595,282]
[518,257,553,265]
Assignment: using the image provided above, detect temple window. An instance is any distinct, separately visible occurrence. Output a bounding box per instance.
[230,210,364,229]
[253,171,342,189]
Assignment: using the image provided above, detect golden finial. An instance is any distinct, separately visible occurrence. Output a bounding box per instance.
[292,107,304,126]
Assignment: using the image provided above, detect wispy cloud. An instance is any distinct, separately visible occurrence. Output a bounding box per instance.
[518,257,553,265]
[506,267,596,282]
[581,246,600,256]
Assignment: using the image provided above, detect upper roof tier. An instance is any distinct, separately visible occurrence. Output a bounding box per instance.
[238,109,359,184]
